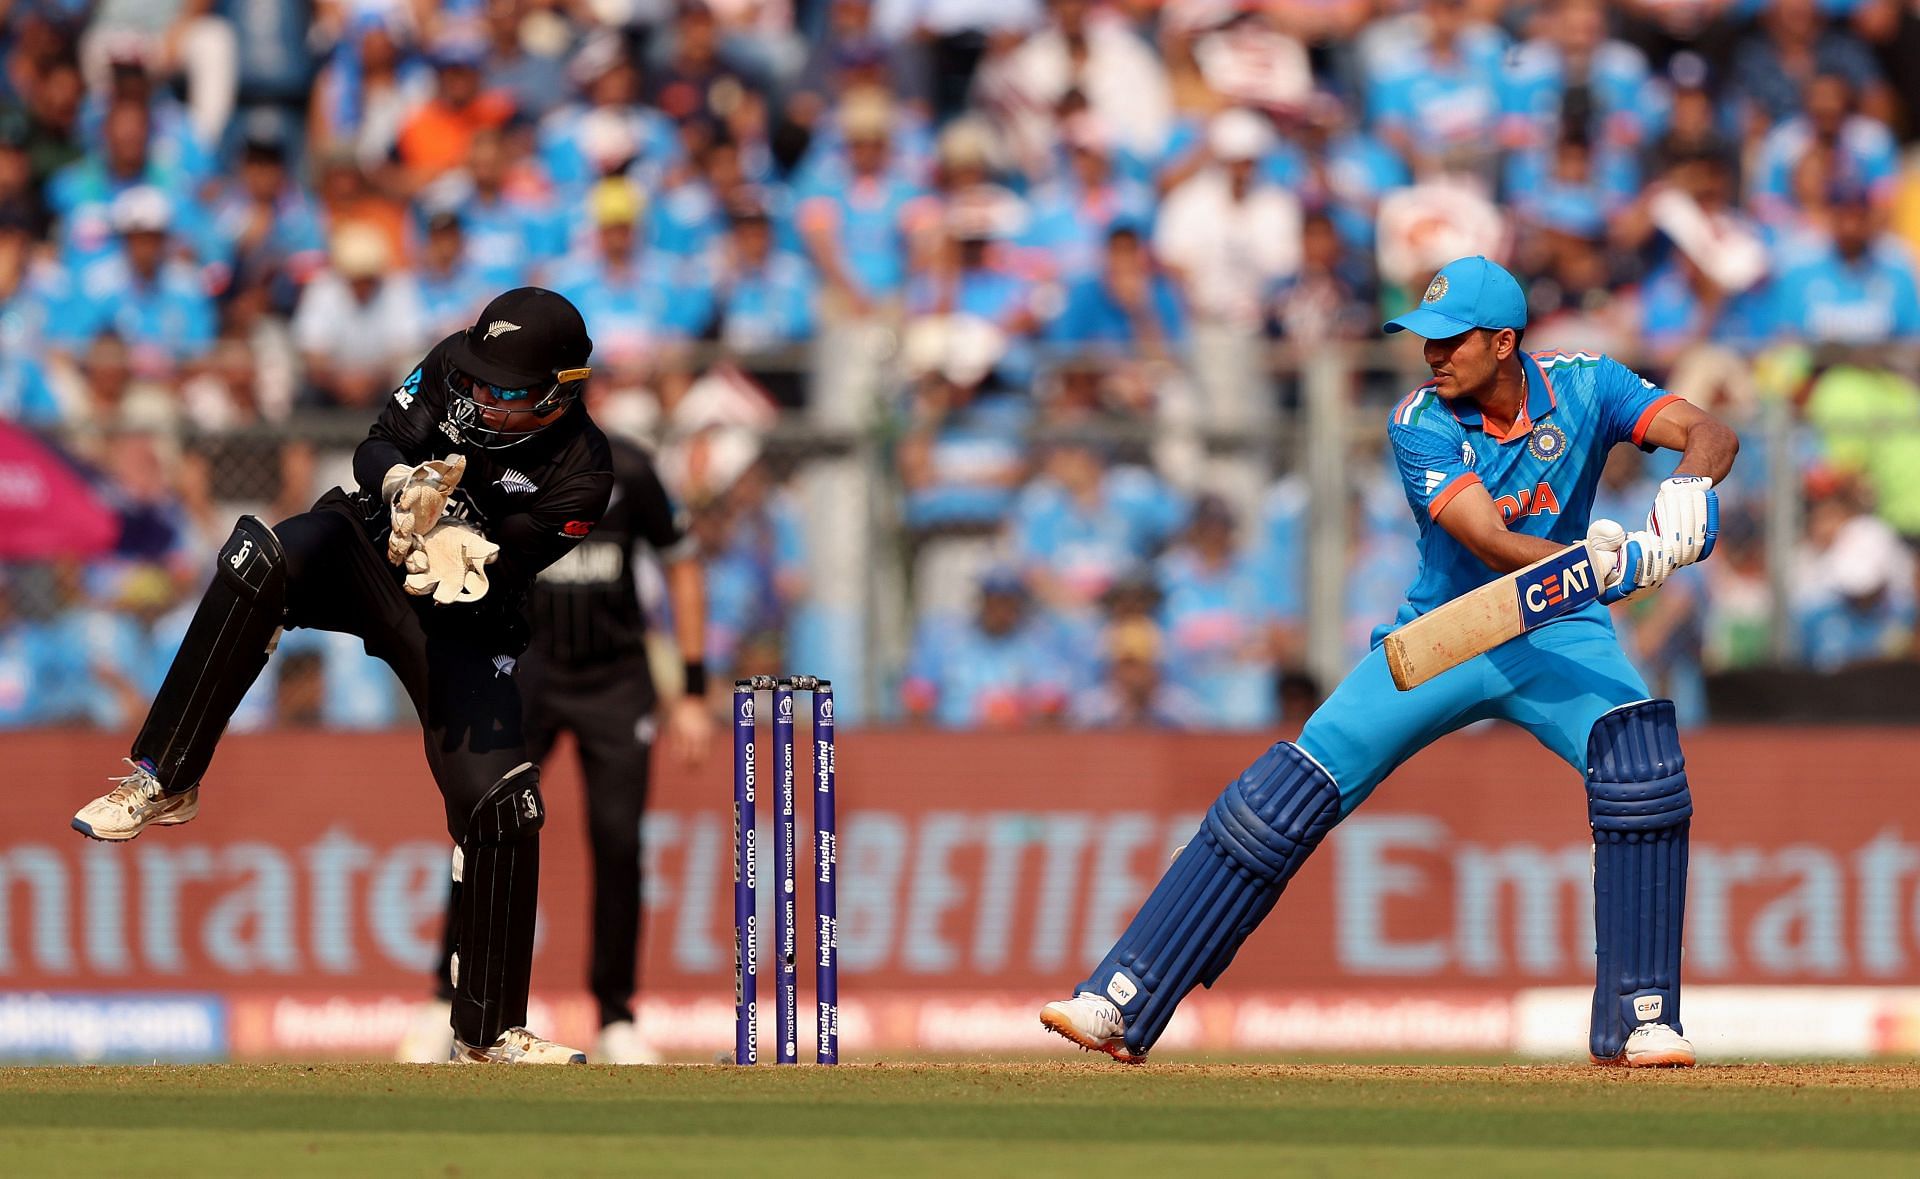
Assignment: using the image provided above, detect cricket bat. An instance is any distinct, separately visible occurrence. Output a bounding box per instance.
[1383,541,1604,691]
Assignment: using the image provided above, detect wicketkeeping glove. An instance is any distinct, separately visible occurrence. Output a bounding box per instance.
[1648,476,1718,568]
[402,519,500,605]
[383,454,468,566]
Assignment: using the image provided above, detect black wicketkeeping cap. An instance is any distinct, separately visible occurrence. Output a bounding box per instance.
[448,287,594,389]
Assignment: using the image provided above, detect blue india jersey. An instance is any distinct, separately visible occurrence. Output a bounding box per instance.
[1381,350,1679,643]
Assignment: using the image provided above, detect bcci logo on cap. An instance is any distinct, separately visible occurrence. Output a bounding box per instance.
[1515,546,1598,625]
[1423,274,1449,303]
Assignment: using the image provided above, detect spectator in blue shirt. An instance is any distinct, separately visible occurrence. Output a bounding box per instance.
[538,31,682,196]
[1010,435,1186,618]
[1795,485,1916,669]
[413,209,494,340]
[907,196,1040,383]
[1501,0,1658,151]
[1047,225,1186,355]
[1771,183,1920,344]
[895,319,1028,530]
[1752,73,1898,225]
[1155,494,1287,729]
[713,197,815,354]
[1364,0,1507,174]
[76,46,215,186]
[206,124,326,311]
[1069,616,1207,730]
[549,177,714,363]
[479,0,571,122]
[1728,0,1893,132]
[1505,123,1640,229]
[794,88,931,317]
[429,125,564,290]
[0,571,87,728]
[1287,93,1409,251]
[54,186,216,383]
[0,210,60,425]
[1637,252,1776,369]
[1018,117,1156,284]
[902,568,1069,728]
[47,98,203,266]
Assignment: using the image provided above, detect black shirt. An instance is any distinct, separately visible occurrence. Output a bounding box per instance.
[350,333,615,618]
[526,436,689,669]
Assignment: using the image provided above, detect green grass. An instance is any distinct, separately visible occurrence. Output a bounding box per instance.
[3,1062,1919,1177]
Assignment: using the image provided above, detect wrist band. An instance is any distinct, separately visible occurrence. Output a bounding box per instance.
[683,660,708,698]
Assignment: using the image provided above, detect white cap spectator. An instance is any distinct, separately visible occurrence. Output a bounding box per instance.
[901,314,1008,388]
[568,29,628,90]
[1375,181,1506,288]
[330,222,392,280]
[109,186,172,235]
[1827,515,1914,602]
[579,108,640,175]
[1192,12,1313,113]
[1650,186,1768,295]
[1206,108,1276,163]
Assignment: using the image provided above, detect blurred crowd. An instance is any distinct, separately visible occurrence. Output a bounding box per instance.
[4,0,1920,732]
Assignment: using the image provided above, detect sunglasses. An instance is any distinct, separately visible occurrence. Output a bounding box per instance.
[455,367,592,404]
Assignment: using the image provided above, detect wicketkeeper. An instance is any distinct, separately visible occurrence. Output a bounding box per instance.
[1041,257,1740,1067]
[72,288,614,1065]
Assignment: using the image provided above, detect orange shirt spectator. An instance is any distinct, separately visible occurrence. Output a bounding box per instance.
[397,39,515,186]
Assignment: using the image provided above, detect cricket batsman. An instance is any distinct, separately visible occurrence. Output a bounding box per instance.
[1041,256,1739,1067]
[71,288,614,1065]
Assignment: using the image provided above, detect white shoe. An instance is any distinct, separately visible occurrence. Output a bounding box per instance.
[1040,992,1142,1064]
[453,1026,587,1065]
[1621,1023,1695,1068]
[394,1000,456,1063]
[593,1020,663,1065]
[72,760,198,842]
[1596,1023,1696,1068]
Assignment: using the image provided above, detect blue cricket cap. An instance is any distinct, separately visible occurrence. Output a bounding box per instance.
[1383,255,1528,339]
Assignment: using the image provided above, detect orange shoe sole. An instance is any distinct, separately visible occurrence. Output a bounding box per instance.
[1039,1007,1145,1065]
[1591,1049,1696,1068]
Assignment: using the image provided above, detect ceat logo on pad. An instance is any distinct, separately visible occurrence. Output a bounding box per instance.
[1634,995,1664,1022]
[1106,973,1138,1006]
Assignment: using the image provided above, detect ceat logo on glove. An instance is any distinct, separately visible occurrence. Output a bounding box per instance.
[560,520,593,537]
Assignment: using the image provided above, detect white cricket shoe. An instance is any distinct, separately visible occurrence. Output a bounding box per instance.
[1619,1023,1696,1068]
[71,760,198,842]
[1040,992,1142,1064]
[453,1027,587,1065]
[593,1020,663,1065]
[394,1000,456,1063]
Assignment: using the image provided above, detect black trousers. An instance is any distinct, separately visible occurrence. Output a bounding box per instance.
[436,653,655,1028]
[274,494,530,838]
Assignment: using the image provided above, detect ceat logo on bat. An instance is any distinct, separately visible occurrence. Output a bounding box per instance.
[1515,547,1597,626]
[560,520,593,537]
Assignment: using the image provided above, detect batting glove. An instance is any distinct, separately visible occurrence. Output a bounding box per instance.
[1648,476,1719,568]
[1593,518,1678,605]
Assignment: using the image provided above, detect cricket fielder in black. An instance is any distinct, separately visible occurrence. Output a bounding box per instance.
[398,433,713,1065]
[71,288,614,1064]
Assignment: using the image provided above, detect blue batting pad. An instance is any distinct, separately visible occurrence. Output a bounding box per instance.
[1586,699,1692,1061]
[1079,742,1340,1057]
